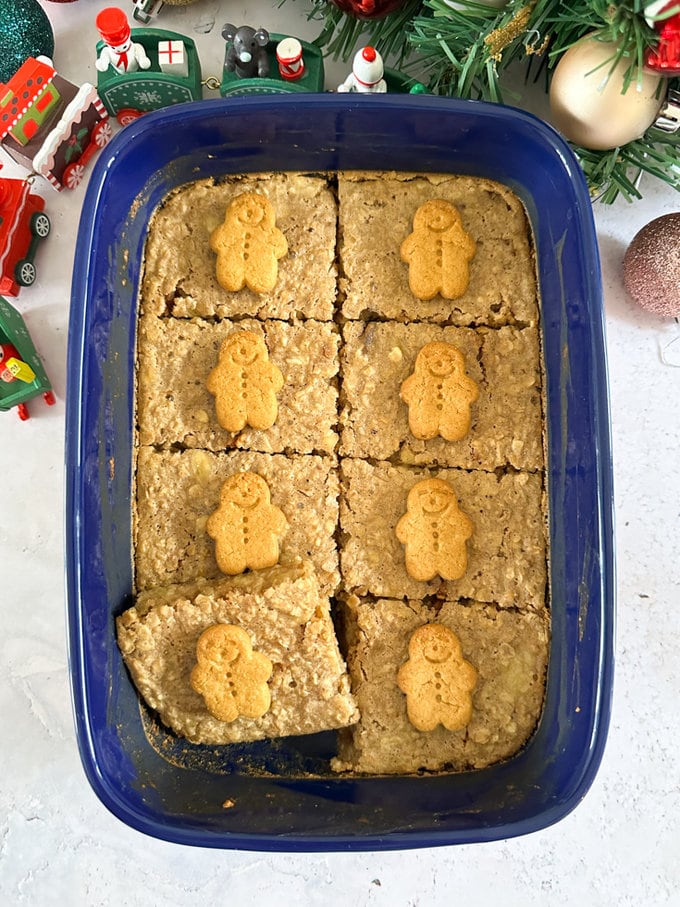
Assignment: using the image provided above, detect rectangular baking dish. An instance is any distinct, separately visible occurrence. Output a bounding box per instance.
[65,94,614,850]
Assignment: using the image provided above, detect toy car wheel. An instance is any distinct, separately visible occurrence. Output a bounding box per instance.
[93,120,113,147]
[15,260,36,287]
[117,109,143,127]
[30,212,51,239]
[65,163,85,190]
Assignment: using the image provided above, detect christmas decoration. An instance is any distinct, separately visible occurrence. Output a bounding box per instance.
[301,0,680,202]
[0,0,55,83]
[0,57,110,191]
[337,45,387,91]
[276,38,306,81]
[0,296,55,420]
[549,34,666,150]
[96,7,152,75]
[0,174,50,295]
[330,0,410,19]
[623,213,680,318]
[644,1,680,74]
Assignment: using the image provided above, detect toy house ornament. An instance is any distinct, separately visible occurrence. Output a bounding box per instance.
[0,57,110,191]
[337,46,387,93]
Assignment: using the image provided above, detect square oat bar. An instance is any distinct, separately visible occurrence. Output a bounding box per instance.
[135,447,339,595]
[339,458,546,607]
[332,597,548,774]
[141,173,337,321]
[117,561,359,745]
[338,171,538,326]
[136,315,339,455]
[340,321,543,470]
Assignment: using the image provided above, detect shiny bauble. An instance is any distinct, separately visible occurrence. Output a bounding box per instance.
[330,0,409,20]
[0,0,55,82]
[549,34,665,150]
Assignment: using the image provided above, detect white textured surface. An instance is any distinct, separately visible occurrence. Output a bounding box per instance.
[1,2,679,903]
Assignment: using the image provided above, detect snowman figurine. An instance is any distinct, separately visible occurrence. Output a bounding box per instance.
[95,7,151,74]
[337,46,387,94]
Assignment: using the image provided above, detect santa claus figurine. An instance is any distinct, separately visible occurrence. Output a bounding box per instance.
[95,7,152,74]
[337,46,387,93]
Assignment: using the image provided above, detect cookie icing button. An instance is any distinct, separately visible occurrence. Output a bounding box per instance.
[397,624,477,732]
[400,341,479,441]
[400,199,476,301]
[395,477,473,582]
[210,192,288,294]
[206,330,284,432]
[190,624,273,722]
[206,472,289,575]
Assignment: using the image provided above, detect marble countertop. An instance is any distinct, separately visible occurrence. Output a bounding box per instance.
[1,2,678,903]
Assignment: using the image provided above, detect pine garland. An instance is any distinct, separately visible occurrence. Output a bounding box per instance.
[303,0,680,202]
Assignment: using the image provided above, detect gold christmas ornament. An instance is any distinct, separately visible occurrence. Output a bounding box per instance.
[549,33,666,150]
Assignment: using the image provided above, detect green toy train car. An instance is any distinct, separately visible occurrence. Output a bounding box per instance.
[96,28,202,125]
[0,297,55,420]
[220,32,325,96]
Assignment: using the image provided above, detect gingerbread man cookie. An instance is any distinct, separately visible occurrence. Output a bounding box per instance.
[400,199,476,300]
[190,624,273,722]
[210,192,288,294]
[395,478,473,582]
[397,624,477,732]
[206,472,288,575]
[206,330,284,432]
[400,341,479,441]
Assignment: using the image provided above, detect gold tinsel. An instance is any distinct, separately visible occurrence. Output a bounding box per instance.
[484,4,534,61]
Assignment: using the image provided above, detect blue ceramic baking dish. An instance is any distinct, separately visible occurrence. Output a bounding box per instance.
[65,94,614,851]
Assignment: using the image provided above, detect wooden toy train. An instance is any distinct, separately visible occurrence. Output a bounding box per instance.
[95,8,422,122]
[0,7,423,190]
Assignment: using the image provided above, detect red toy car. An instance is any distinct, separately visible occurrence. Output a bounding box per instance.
[0,174,50,296]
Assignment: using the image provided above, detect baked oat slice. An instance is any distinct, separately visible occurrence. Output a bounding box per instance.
[340,321,543,470]
[332,597,549,774]
[136,314,339,454]
[117,562,359,745]
[135,447,339,595]
[141,173,337,321]
[339,458,547,607]
[338,171,538,326]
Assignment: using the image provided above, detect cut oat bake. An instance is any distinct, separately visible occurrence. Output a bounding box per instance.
[117,562,359,745]
[119,169,549,767]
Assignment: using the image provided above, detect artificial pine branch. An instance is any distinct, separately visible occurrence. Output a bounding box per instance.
[309,0,423,62]
[297,0,680,201]
[409,0,553,101]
